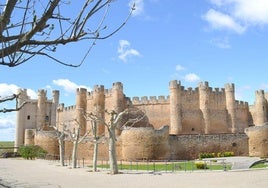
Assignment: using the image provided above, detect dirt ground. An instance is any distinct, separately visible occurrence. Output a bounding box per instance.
[0,158,267,188]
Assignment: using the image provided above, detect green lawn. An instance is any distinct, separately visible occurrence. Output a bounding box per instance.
[250,161,268,169]
[95,161,231,172]
[0,141,15,155]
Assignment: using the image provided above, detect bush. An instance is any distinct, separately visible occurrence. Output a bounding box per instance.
[199,152,215,159]
[217,151,234,157]
[18,145,47,160]
[195,161,208,169]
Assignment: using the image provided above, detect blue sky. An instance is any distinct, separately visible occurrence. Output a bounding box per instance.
[1,0,268,141]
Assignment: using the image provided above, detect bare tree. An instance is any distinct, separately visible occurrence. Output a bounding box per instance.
[51,123,68,166]
[67,119,89,169]
[0,0,135,67]
[85,107,146,174]
[0,93,27,113]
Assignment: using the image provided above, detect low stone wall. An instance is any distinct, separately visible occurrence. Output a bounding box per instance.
[121,126,169,160]
[34,131,59,155]
[169,133,249,160]
[245,124,268,158]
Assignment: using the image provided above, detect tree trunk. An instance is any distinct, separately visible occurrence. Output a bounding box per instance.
[109,127,118,174]
[72,140,78,168]
[59,138,65,166]
[93,141,98,172]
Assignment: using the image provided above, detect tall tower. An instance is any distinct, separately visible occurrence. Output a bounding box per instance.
[169,80,182,135]
[254,90,268,126]
[36,89,47,129]
[75,88,87,135]
[225,83,237,133]
[93,85,105,136]
[50,90,59,126]
[15,89,28,148]
[111,82,125,136]
[199,82,210,134]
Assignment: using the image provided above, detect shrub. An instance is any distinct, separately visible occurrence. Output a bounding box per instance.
[195,161,208,169]
[217,151,234,157]
[18,145,47,160]
[199,152,215,159]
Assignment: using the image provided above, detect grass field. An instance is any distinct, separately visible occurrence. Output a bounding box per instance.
[0,141,15,155]
[94,160,231,172]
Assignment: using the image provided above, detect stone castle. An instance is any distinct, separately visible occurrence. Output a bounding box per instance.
[15,80,268,160]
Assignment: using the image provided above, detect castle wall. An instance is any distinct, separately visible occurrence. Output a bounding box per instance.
[169,133,249,160]
[132,96,170,129]
[245,123,268,158]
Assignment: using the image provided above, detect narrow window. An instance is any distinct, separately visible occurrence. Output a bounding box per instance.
[27,115,30,120]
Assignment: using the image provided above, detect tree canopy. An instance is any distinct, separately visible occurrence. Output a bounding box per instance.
[0,0,134,67]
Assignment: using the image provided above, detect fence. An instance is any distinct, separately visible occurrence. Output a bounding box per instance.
[45,155,230,173]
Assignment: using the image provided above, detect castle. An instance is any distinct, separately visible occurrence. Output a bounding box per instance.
[15,80,268,160]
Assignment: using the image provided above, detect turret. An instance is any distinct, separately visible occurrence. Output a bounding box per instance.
[50,90,59,126]
[93,85,105,136]
[169,80,182,135]
[76,88,87,135]
[36,89,47,129]
[111,82,125,136]
[225,83,237,133]
[199,82,210,134]
[254,90,267,126]
[15,89,28,149]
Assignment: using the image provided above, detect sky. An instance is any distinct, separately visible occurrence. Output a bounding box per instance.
[1,0,268,141]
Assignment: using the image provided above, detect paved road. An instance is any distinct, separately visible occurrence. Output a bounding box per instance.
[0,158,267,188]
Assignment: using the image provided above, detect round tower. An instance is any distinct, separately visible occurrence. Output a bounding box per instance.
[169,80,182,135]
[254,90,267,126]
[50,90,59,126]
[199,82,211,134]
[36,89,47,129]
[93,85,105,136]
[15,89,28,149]
[225,83,237,133]
[76,88,87,135]
[24,129,36,145]
[111,82,125,136]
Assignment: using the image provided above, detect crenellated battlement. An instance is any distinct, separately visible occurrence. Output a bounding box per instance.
[132,95,169,105]
[38,89,47,97]
[63,105,76,112]
[255,89,265,97]
[225,83,235,92]
[235,100,249,109]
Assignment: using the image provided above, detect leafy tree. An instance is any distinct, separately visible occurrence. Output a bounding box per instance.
[0,0,135,67]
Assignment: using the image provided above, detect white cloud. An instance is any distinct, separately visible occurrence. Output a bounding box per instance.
[203,9,246,34]
[129,0,144,16]
[175,65,186,71]
[0,83,19,97]
[0,83,36,99]
[52,79,91,93]
[204,0,268,34]
[210,37,231,49]
[184,73,201,83]
[233,0,268,25]
[0,113,16,141]
[118,40,141,62]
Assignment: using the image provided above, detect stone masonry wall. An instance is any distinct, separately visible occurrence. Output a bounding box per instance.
[169,133,249,160]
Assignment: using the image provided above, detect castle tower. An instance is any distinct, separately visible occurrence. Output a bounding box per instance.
[254,90,268,126]
[15,89,28,149]
[76,88,87,135]
[169,80,182,135]
[199,82,211,134]
[111,82,125,136]
[50,90,59,126]
[36,89,47,129]
[225,83,237,133]
[93,85,105,136]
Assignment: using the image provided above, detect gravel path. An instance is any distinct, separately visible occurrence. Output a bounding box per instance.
[0,158,267,188]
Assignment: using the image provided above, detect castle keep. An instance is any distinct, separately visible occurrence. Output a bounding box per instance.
[15,81,268,160]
